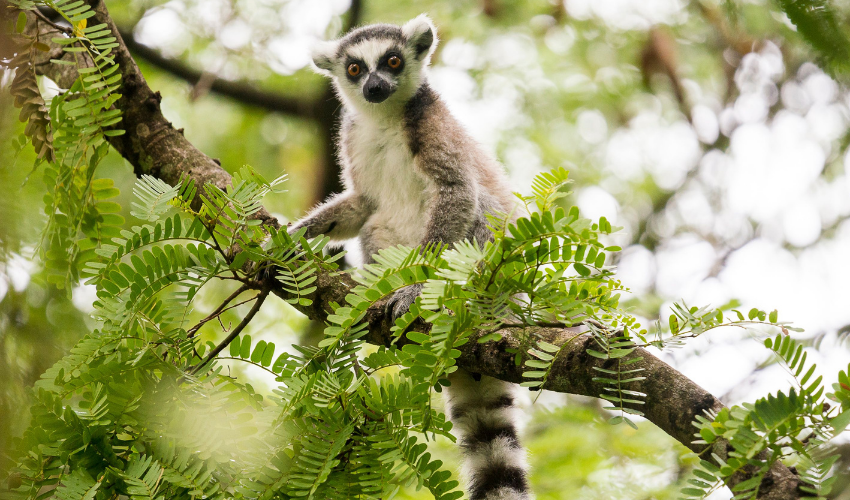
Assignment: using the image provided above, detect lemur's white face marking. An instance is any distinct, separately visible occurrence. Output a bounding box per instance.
[311,15,438,115]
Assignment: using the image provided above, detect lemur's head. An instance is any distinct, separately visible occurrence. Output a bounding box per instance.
[311,15,438,112]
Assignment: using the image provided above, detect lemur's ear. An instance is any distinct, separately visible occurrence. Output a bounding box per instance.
[403,14,438,61]
[311,41,338,74]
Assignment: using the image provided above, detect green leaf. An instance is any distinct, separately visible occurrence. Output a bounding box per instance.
[251,340,267,363]
[831,410,850,434]
[16,11,27,33]
[669,315,679,334]
[240,334,252,359]
[574,263,590,276]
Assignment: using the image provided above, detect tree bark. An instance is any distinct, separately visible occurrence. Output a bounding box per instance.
[18,2,801,498]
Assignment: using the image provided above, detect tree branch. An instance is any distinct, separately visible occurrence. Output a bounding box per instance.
[21,2,801,498]
[117,27,317,119]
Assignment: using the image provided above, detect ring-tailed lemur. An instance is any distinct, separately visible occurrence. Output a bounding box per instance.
[290,15,531,500]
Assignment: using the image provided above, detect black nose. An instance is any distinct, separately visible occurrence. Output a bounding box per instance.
[363,74,391,103]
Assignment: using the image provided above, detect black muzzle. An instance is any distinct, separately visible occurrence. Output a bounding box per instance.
[363,73,392,103]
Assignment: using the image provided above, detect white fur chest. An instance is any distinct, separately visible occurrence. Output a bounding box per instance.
[344,116,428,247]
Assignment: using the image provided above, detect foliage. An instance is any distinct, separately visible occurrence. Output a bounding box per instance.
[5,0,125,290]
[5,152,845,499]
[680,335,850,500]
[773,0,850,78]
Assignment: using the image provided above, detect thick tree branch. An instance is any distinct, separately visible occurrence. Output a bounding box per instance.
[25,3,278,226]
[21,2,801,498]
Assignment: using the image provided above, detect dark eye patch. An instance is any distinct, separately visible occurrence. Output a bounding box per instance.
[378,51,405,73]
[345,58,367,81]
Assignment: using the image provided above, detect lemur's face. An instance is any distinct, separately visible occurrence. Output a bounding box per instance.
[311,15,438,110]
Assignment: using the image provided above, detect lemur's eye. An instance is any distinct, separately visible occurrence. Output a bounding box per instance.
[347,63,361,77]
[387,56,402,69]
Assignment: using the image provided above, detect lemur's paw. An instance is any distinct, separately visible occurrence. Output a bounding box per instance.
[286,222,302,236]
[386,283,423,321]
[257,261,276,284]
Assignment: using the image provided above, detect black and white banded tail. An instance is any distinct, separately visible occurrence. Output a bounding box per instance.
[445,370,532,500]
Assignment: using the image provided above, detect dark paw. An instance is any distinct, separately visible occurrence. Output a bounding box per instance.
[287,222,304,237]
[385,284,423,321]
[258,261,276,284]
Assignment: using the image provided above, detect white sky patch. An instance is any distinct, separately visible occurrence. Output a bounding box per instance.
[482,34,538,70]
[72,283,98,314]
[134,7,193,57]
[726,118,825,222]
[689,277,731,309]
[441,39,483,71]
[717,236,850,335]
[220,19,253,50]
[577,109,608,144]
[616,245,656,294]
[803,71,839,105]
[666,337,762,398]
[280,0,349,37]
[7,254,34,292]
[654,235,716,298]
[565,0,687,30]
[605,112,700,188]
[781,202,822,247]
[673,184,714,235]
[503,138,546,188]
[780,80,811,114]
[691,104,719,144]
[734,91,770,123]
[544,26,576,55]
[806,103,846,145]
[577,186,619,223]
[431,69,526,153]
[268,34,314,74]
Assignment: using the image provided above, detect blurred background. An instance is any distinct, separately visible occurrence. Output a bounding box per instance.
[2,0,850,498]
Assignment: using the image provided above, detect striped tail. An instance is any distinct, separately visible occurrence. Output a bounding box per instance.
[445,370,532,500]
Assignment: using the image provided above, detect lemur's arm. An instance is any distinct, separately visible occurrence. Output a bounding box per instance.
[407,88,479,248]
[418,155,478,247]
[289,191,374,240]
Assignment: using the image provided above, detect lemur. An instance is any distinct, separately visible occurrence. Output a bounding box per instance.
[290,15,531,500]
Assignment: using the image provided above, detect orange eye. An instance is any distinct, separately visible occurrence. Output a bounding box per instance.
[387,56,402,69]
[347,63,361,77]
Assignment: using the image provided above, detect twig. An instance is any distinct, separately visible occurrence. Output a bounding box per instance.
[186,284,253,338]
[190,288,269,374]
[32,8,72,35]
[216,356,279,377]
